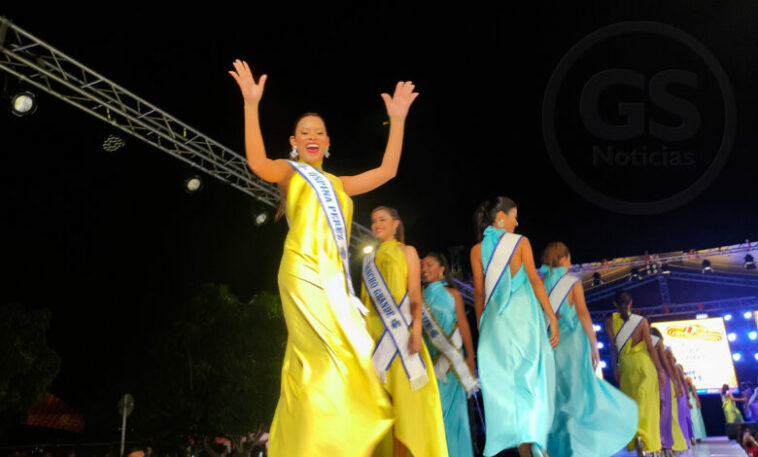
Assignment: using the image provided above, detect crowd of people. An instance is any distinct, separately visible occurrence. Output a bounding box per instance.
[227,60,721,457]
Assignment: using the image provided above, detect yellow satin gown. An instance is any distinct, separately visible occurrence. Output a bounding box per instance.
[268,162,393,457]
[612,313,662,453]
[361,239,449,457]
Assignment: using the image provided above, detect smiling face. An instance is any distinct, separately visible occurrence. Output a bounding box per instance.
[421,256,445,283]
[289,115,329,163]
[371,208,399,242]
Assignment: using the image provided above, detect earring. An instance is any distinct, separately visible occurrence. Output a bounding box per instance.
[324,146,330,158]
[438,273,443,279]
[496,219,505,228]
[289,145,299,159]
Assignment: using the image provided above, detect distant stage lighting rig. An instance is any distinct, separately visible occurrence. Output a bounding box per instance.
[701,260,712,274]
[253,212,269,227]
[184,175,203,194]
[102,134,126,152]
[629,268,641,282]
[592,272,603,287]
[745,254,756,270]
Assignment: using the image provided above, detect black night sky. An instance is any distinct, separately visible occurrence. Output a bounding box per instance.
[2,2,758,438]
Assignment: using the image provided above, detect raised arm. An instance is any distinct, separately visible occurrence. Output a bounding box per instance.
[470,244,484,329]
[228,60,292,183]
[521,238,559,348]
[339,81,419,196]
[450,288,477,375]
[404,245,424,355]
[572,281,599,369]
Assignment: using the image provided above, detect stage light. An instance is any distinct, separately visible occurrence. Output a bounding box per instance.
[701,260,712,274]
[724,313,733,321]
[593,324,602,332]
[592,272,603,287]
[184,175,203,193]
[745,311,753,320]
[728,332,737,342]
[754,353,758,361]
[661,263,671,275]
[749,331,757,341]
[599,360,607,369]
[254,212,269,226]
[629,268,641,282]
[746,254,756,270]
[695,313,708,319]
[102,134,126,152]
[733,353,743,362]
[9,90,37,117]
[597,342,605,349]
[362,245,374,255]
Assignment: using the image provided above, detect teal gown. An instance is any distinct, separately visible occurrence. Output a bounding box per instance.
[687,385,707,440]
[423,281,474,457]
[478,226,556,456]
[541,266,638,457]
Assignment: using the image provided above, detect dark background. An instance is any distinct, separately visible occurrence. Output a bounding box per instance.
[2,1,758,441]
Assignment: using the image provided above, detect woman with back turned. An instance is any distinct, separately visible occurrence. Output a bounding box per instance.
[470,197,559,457]
[541,242,637,457]
[606,291,665,457]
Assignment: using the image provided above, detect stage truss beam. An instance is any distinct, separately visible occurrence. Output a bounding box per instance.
[0,17,375,246]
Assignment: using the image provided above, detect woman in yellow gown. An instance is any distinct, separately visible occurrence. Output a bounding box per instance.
[361,206,448,457]
[606,291,665,457]
[228,60,418,457]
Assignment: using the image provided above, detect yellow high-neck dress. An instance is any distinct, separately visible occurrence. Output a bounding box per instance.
[612,312,662,453]
[361,239,449,457]
[268,164,393,457]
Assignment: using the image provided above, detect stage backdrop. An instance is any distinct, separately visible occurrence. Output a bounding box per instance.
[652,317,737,393]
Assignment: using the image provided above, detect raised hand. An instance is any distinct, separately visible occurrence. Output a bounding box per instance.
[381,81,419,120]
[228,59,267,105]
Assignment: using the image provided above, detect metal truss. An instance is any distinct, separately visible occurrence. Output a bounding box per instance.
[589,295,758,320]
[0,17,375,246]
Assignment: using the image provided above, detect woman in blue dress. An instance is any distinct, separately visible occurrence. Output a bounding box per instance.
[685,376,706,441]
[470,197,559,457]
[540,242,638,457]
[421,251,477,457]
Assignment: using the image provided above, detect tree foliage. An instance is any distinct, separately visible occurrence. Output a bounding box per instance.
[134,284,286,451]
[0,303,61,438]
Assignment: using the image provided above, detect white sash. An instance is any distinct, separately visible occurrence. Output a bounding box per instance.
[614,313,644,355]
[483,232,523,309]
[651,335,661,347]
[362,252,429,391]
[421,302,480,396]
[548,273,580,316]
[287,160,367,315]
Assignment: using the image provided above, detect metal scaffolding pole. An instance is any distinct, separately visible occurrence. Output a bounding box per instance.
[0,17,375,246]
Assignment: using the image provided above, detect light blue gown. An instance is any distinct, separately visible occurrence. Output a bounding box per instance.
[541,266,638,457]
[423,281,474,457]
[687,386,707,440]
[478,226,556,456]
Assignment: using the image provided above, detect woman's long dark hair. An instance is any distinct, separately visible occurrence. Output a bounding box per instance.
[425,251,456,289]
[372,206,405,244]
[650,326,662,339]
[473,197,517,241]
[614,291,633,321]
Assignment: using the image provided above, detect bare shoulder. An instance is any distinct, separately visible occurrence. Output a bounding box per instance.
[470,243,482,257]
[401,244,418,257]
[447,287,463,301]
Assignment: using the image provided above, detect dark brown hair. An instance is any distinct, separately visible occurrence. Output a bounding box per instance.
[424,252,456,289]
[474,197,517,241]
[614,291,633,321]
[542,241,571,269]
[372,206,405,243]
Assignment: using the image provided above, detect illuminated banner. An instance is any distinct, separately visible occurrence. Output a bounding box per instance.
[652,317,737,394]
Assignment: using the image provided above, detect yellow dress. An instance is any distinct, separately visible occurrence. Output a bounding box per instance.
[361,239,449,457]
[268,163,393,457]
[612,313,662,453]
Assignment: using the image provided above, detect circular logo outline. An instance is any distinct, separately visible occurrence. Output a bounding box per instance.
[542,21,736,215]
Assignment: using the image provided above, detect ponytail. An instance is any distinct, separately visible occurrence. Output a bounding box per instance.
[614,291,633,321]
[473,196,517,241]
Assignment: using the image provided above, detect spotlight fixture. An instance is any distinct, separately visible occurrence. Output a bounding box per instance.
[724,313,733,321]
[593,324,602,332]
[592,272,603,287]
[695,313,708,320]
[746,254,756,270]
[9,90,37,117]
[661,263,671,275]
[749,331,757,341]
[599,360,608,369]
[102,134,126,152]
[362,245,375,255]
[184,175,203,194]
[745,311,753,320]
[253,212,269,227]
[597,342,605,349]
[701,260,712,274]
[733,352,743,362]
[754,353,758,361]
[628,268,641,282]
[728,332,737,342]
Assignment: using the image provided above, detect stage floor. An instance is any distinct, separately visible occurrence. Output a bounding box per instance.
[612,437,747,456]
